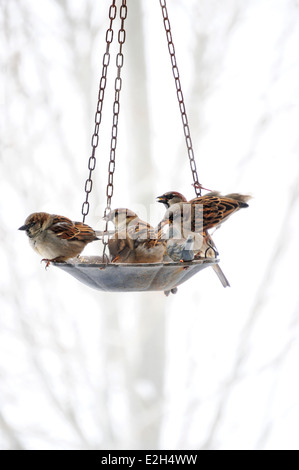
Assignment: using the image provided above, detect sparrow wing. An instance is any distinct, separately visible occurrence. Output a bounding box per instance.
[49,216,80,240]
[126,219,166,259]
[191,194,249,231]
[50,216,97,242]
[135,237,165,250]
[74,222,98,242]
[128,219,157,241]
[155,220,169,240]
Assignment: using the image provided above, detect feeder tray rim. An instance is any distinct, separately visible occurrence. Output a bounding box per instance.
[52,256,219,293]
[52,257,219,268]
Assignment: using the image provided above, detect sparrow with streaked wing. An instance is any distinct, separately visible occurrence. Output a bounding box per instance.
[157,191,251,231]
[157,190,251,287]
[19,212,99,267]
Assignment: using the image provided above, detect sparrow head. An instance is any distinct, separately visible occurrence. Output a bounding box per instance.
[156,191,187,208]
[18,212,50,238]
[104,208,138,228]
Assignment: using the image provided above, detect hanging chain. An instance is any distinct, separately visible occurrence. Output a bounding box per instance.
[102,0,128,258]
[82,1,117,223]
[159,0,202,197]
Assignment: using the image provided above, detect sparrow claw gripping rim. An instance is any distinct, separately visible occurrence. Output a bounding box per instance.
[53,257,218,292]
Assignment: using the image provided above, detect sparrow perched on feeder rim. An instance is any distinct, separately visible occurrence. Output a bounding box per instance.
[104,208,166,263]
[157,190,250,288]
[19,212,98,267]
[158,208,230,287]
[157,191,251,232]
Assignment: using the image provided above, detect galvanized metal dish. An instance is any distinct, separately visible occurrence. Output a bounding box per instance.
[53,257,218,293]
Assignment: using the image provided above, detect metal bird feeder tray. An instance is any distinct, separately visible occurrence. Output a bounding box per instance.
[54,257,218,293]
[53,0,218,293]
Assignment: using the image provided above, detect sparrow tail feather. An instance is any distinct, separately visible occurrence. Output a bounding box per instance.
[212,264,230,288]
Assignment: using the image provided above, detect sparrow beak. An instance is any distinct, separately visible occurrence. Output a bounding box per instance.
[18,224,28,231]
[156,195,167,204]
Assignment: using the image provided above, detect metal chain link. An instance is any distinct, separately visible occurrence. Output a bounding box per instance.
[159,0,202,197]
[82,1,117,223]
[102,0,127,258]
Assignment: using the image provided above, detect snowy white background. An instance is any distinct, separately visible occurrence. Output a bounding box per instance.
[1,0,299,450]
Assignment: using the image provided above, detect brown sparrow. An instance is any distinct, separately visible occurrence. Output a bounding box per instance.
[157,191,251,232]
[158,207,230,287]
[104,208,166,263]
[156,190,250,288]
[19,212,98,267]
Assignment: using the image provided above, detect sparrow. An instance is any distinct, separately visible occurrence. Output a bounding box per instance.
[104,208,166,263]
[19,212,98,267]
[157,190,250,288]
[158,208,230,287]
[156,191,251,232]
